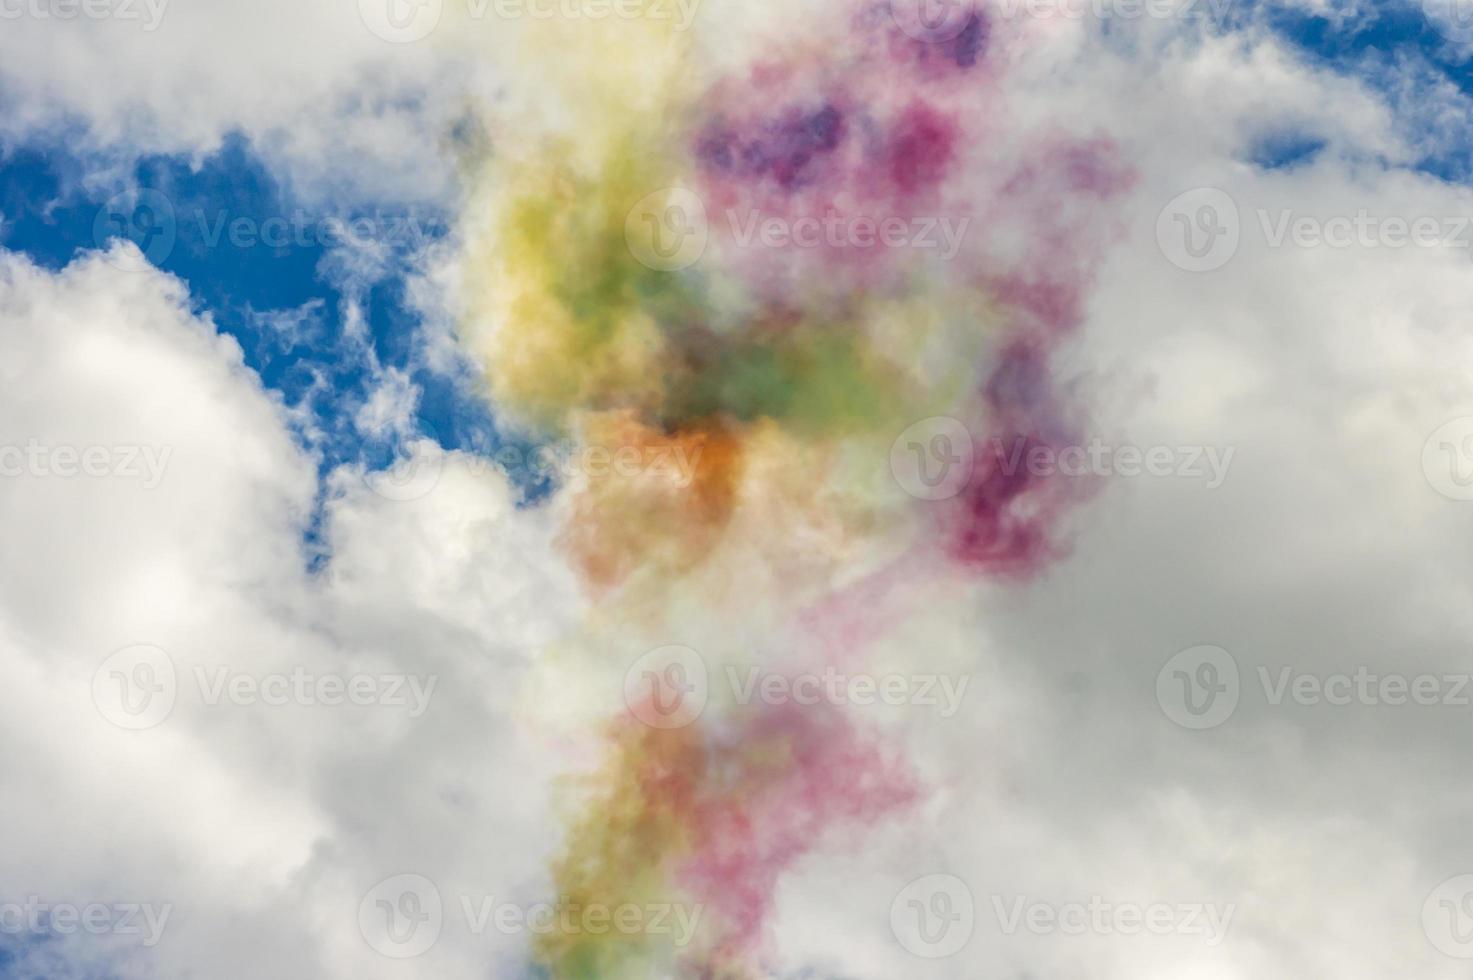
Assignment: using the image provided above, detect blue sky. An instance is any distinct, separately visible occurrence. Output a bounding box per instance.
[1264,1,1473,178]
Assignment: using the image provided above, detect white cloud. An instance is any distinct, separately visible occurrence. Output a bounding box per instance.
[0,0,494,205]
[0,247,578,979]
